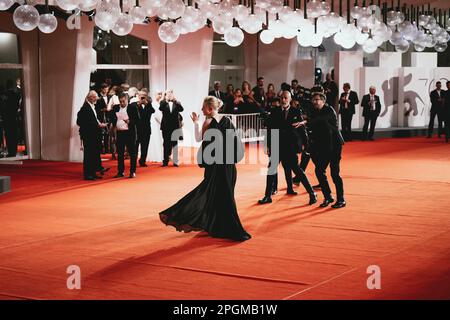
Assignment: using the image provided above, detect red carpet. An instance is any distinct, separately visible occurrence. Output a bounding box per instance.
[0,137,449,299]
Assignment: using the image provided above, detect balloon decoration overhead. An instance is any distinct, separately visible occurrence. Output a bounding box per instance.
[1,0,449,53]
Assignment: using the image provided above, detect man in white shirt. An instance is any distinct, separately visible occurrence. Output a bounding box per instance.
[361,86,382,141]
[111,93,139,178]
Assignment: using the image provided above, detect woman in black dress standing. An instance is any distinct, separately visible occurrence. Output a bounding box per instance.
[159,96,251,241]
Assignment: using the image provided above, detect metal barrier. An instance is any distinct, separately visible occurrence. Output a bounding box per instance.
[222,113,265,143]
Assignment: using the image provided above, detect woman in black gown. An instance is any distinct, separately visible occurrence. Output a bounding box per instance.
[159,96,251,241]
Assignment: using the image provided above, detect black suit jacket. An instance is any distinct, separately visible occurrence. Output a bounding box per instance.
[444,90,450,116]
[110,104,140,139]
[95,94,109,124]
[309,104,344,154]
[430,89,445,110]
[131,101,155,134]
[209,90,226,101]
[76,102,102,141]
[266,106,306,154]
[339,91,359,115]
[361,94,382,117]
[159,100,184,133]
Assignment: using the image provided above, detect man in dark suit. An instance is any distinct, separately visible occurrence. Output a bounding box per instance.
[160,90,184,167]
[322,73,339,112]
[428,81,445,138]
[305,92,346,208]
[76,91,108,180]
[96,83,110,153]
[110,93,139,178]
[252,76,265,109]
[338,83,359,141]
[209,81,226,101]
[443,81,450,143]
[361,86,382,141]
[258,91,316,205]
[1,79,21,157]
[133,90,155,167]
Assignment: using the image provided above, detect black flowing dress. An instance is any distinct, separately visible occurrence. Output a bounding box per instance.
[159,116,251,241]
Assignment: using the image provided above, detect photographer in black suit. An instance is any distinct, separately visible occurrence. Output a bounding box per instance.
[160,90,184,167]
[132,90,155,167]
[258,91,316,205]
[110,93,139,178]
[428,81,445,138]
[338,83,359,141]
[76,91,108,180]
[303,92,345,208]
[361,86,382,141]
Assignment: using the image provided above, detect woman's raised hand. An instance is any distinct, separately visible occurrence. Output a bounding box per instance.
[191,112,199,123]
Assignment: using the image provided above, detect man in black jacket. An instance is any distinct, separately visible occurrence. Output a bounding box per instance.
[428,81,445,138]
[305,92,346,208]
[133,90,155,167]
[258,91,316,205]
[361,86,382,141]
[1,79,21,157]
[338,83,359,141]
[95,83,110,153]
[76,91,108,180]
[443,81,450,143]
[160,90,184,167]
[110,93,139,178]
[209,81,226,101]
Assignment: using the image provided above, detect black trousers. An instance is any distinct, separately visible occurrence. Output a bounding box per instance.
[163,130,179,164]
[82,137,101,178]
[266,149,313,196]
[340,113,353,141]
[117,130,137,174]
[428,108,444,136]
[137,128,151,165]
[444,112,450,140]
[264,159,278,197]
[363,113,378,139]
[311,144,344,202]
[3,119,18,156]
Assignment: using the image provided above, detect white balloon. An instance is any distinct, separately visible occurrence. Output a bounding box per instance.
[95,0,121,31]
[434,42,447,52]
[13,5,40,31]
[78,0,99,11]
[242,14,262,34]
[158,21,180,44]
[38,13,58,34]
[0,0,14,11]
[395,39,410,53]
[56,0,80,11]
[260,29,275,44]
[414,43,425,52]
[362,38,378,53]
[224,27,244,47]
[212,15,232,34]
[129,6,147,24]
[112,13,133,36]
[232,4,249,21]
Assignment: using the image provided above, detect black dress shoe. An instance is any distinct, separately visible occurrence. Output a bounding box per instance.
[331,201,346,208]
[162,163,168,167]
[258,196,272,204]
[319,198,334,207]
[84,176,96,181]
[287,190,298,195]
[99,167,110,175]
[309,193,317,205]
[139,163,148,167]
[129,173,136,178]
[312,184,321,190]
[271,189,278,196]
[173,163,179,167]
[94,174,103,179]
[114,173,124,178]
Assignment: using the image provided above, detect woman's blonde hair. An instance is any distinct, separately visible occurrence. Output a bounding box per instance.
[203,96,223,111]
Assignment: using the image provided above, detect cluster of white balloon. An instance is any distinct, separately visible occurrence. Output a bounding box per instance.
[1,0,449,53]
